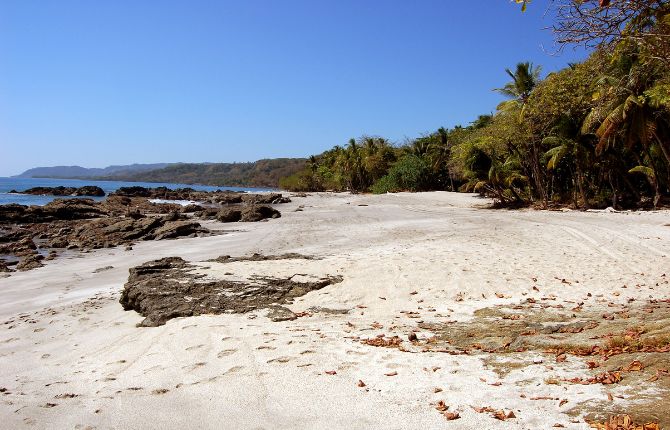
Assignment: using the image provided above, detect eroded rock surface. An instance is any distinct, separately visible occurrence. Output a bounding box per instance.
[0,189,290,273]
[120,255,342,327]
[10,186,105,197]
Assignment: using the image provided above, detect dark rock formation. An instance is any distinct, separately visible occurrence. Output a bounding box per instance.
[0,261,11,272]
[240,205,281,222]
[241,193,290,204]
[16,254,44,271]
[120,256,342,327]
[214,205,280,223]
[0,188,288,273]
[11,186,105,197]
[0,199,105,224]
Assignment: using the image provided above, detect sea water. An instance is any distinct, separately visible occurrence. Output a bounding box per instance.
[0,177,277,206]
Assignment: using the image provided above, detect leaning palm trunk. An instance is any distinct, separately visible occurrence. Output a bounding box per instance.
[528,140,548,207]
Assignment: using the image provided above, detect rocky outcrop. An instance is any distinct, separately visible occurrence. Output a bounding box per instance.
[63,215,207,249]
[241,193,290,205]
[215,205,281,223]
[16,254,44,271]
[0,188,287,273]
[120,256,342,327]
[10,186,105,197]
[110,186,290,206]
[0,199,106,224]
[0,260,11,272]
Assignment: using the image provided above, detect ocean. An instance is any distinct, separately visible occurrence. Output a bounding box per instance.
[0,177,277,206]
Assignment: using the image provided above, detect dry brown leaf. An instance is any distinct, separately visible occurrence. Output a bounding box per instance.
[385,371,398,377]
[357,380,366,387]
[444,412,460,421]
[587,361,601,369]
[556,353,567,363]
[361,336,402,348]
[471,405,496,413]
[492,410,508,420]
[588,414,660,430]
[623,360,644,372]
[324,370,337,375]
[435,400,449,412]
[433,387,443,393]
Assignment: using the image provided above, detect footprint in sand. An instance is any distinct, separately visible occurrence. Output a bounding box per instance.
[185,344,205,351]
[224,365,244,374]
[182,362,207,372]
[142,365,165,374]
[267,356,292,364]
[216,349,237,358]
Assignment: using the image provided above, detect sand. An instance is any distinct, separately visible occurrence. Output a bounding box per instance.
[1,192,668,429]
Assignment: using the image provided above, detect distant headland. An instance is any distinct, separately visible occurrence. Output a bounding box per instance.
[13,159,307,188]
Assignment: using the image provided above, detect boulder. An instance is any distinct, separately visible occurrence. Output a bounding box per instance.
[241,193,290,204]
[0,260,11,272]
[72,186,105,197]
[240,205,281,222]
[16,254,44,271]
[153,221,203,240]
[216,208,242,222]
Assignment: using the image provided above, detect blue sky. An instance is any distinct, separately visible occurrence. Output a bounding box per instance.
[0,0,588,176]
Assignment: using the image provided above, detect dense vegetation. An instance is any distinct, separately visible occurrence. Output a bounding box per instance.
[281,1,670,209]
[108,159,306,188]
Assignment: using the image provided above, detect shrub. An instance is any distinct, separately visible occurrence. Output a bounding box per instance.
[371,155,430,194]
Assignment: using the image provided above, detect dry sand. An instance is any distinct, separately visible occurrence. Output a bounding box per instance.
[0,192,669,429]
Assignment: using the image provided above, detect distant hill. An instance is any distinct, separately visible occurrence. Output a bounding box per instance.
[107,159,307,188]
[14,163,172,179]
[14,159,307,188]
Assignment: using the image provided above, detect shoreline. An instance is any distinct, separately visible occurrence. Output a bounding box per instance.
[1,191,668,429]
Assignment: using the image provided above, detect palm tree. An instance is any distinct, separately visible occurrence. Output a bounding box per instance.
[495,62,542,109]
[583,56,670,207]
[495,62,547,206]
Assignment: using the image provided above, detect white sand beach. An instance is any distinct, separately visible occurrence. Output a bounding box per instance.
[1,192,669,429]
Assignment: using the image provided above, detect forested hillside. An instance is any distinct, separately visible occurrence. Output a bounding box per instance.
[112,158,306,188]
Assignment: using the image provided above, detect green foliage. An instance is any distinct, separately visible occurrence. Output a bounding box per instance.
[107,159,307,188]
[280,46,669,209]
[371,155,431,194]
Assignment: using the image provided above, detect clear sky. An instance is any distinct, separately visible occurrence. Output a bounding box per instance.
[0,0,588,176]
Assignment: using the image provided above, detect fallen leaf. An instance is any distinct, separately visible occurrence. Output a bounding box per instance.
[471,406,496,413]
[357,380,366,387]
[493,410,507,420]
[435,400,449,412]
[325,370,337,375]
[444,412,460,421]
[556,353,567,363]
[623,360,644,372]
[385,371,398,377]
